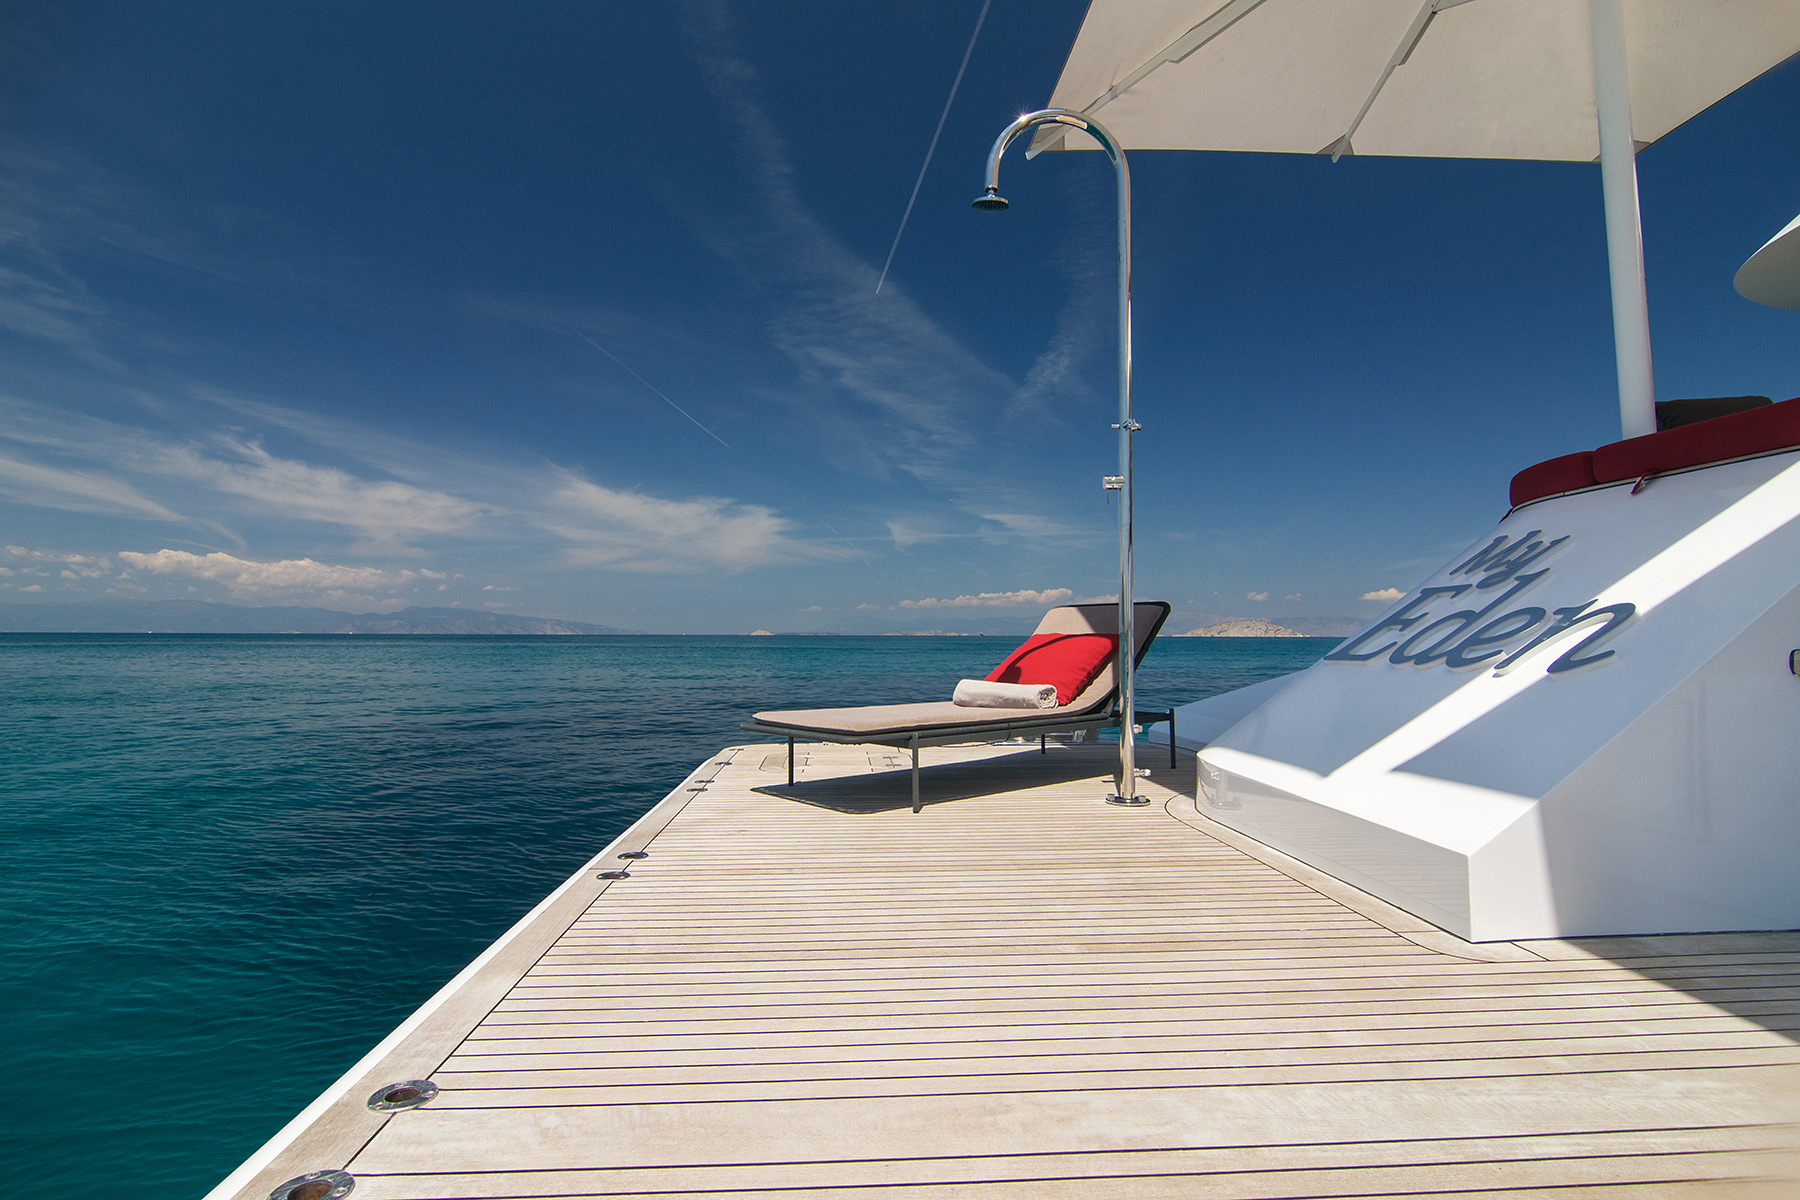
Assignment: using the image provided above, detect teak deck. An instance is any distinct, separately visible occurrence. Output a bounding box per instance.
[211,742,1800,1199]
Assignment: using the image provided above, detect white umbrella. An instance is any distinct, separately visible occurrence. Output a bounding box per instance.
[1032,0,1800,438]
[1736,211,1800,311]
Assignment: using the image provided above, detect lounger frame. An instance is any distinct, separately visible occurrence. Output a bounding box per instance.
[741,709,1177,812]
[742,603,1174,812]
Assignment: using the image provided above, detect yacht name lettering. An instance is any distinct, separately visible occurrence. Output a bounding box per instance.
[1325,530,1636,676]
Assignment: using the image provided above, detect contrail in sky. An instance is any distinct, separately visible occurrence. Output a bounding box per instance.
[575,332,732,450]
[875,0,991,295]
[386,178,467,244]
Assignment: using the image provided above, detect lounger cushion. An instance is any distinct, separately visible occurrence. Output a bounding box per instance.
[750,701,1086,737]
[985,632,1118,705]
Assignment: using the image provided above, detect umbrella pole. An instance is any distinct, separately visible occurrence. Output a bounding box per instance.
[1590,0,1657,440]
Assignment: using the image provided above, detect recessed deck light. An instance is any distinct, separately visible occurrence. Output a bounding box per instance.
[366,1080,437,1112]
[268,1169,354,1200]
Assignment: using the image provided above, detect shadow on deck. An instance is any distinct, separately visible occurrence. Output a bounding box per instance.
[752,742,1146,814]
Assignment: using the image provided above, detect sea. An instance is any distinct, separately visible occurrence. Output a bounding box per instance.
[1,632,1336,1198]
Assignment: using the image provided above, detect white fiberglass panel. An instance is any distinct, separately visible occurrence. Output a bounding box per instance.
[1215,451,1800,784]
[1196,449,1800,939]
[1521,589,1800,936]
[1198,752,1474,935]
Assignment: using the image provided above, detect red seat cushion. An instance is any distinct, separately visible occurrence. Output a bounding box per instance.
[986,632,1118,706]
[1510,451,1599,508]
[1593,395,1800,483]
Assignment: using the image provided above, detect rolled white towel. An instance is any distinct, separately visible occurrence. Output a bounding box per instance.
[952,678,1058,709]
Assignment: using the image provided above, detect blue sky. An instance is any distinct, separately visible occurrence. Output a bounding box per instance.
[2,2,1797,634]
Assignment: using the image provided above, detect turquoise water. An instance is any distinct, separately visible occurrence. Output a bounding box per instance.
[0,633,1335,1198]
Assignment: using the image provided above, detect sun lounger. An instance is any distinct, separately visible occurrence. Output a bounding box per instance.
[742,602,1173,811]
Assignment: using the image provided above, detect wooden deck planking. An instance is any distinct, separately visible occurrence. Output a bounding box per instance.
[213,742,1800,1199]
[337,1146,1788,1200]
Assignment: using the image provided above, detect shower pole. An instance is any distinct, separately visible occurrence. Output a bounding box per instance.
[975,109,1144,805]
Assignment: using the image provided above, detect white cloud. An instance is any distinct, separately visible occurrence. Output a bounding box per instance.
[0,452,185,521]
[18,583,44,592]
[0,397,476,546]
[0,149,139,371]
[0,263,117,369]
[1008,178,1111,421]
[1362,587,1405,602]
[0,143,380,371]
[193,400,839,572]
[542,471,831,573]
[117,548,443,608]
[1284,592,1302,601]
[1246,591,1269,602]
[884,518,941,550]
[978,512,1085,541]
[899,588,1075,610]
[209,397,840,573]
[152,437,482,546]
[0,395,831,578]
[681,3,1075,520]
[9,545,113,576]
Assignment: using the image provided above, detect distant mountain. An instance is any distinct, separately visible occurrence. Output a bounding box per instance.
[1180,618,1306,638]
[810,614,1040,637]
[0,600,634,635]
[1270,616,1363,638]
[798,611,1363,639]
[1168,610,1363,639]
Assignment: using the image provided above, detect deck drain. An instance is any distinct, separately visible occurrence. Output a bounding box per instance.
[366,1079,438,1111]
[617,850,648,859]
[597,869,630,880]
[268,1169,354,1200]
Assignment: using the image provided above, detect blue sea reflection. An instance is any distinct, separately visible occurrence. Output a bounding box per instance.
[0,633,1330,1197]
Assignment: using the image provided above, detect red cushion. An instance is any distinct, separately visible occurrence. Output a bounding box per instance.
[1593,395,1800,483]
[985,632,1118,706]
[1510,451,1598,508]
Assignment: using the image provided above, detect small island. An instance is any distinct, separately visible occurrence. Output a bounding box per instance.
[1180,619,1305,638]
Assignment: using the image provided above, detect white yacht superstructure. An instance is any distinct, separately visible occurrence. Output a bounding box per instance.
[1056,0,1800,941]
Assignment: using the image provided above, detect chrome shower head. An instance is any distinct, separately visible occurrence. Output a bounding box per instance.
[971,187,1009,211]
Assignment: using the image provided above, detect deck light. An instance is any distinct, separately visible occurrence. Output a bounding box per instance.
[365,1079,438,1111]
[267,1170,354,1200]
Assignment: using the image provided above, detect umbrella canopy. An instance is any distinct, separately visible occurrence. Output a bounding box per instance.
[1736,211,1800,311]
[1031,0,1800,441]
[1034,0,1800,161]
